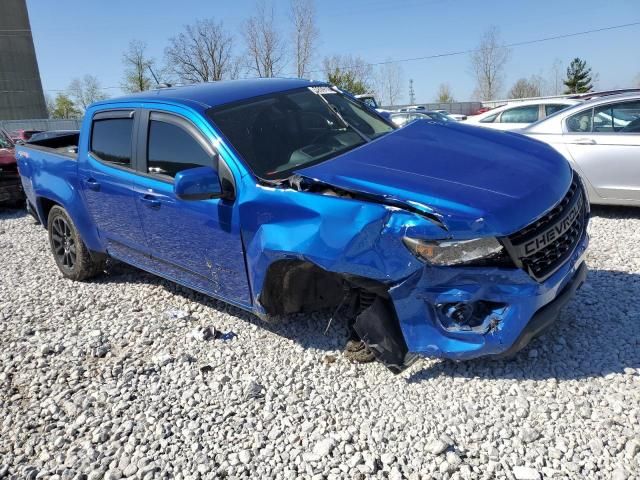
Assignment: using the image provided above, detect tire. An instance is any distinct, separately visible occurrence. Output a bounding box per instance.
[47,205,105,281]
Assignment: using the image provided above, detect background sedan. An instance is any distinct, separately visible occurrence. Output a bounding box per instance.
[466,98,580,130]
[522,93,640,206]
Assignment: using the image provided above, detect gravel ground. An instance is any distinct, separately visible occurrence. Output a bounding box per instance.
[0,206,639,480]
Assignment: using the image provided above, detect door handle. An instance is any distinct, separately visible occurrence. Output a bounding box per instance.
[83,178,101,191]
[574,138,596,145]
[140,194,161,209]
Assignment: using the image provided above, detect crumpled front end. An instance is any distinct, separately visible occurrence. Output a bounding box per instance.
[243,166,590,373]
[386,232,588,362]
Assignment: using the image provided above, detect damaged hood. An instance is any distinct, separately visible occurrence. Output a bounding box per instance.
[296,120,572,237]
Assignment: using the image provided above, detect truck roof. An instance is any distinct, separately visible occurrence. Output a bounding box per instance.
[97,78,326,110]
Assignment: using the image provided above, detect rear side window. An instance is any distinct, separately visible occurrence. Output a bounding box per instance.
[90,118,133,167]
[147,120,211,178]
[500,105,539,123]
[545,104,570,117]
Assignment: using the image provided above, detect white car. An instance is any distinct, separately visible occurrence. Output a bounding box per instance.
[521,93,640,206]
[466,99,580,130]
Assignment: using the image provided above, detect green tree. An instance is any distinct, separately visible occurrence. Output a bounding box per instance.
[326,69,368,95]
[50,94,81,119]
[563,58,593,94]
[323,55,372,95]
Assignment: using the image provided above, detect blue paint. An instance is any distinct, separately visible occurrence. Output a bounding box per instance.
[17,79,589,367]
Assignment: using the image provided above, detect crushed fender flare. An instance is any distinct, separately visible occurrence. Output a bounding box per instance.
[353,296,418,374]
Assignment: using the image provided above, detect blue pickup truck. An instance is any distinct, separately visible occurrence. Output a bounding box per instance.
[16,78,589,372]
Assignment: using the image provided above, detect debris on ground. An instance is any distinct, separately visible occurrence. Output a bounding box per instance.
[163,308,190,321]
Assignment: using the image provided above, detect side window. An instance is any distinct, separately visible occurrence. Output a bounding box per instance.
[545,104,570,117]
[147,119,212,178]
[500,105,539,123]
[90,118,133,167]
[567,109,593,133]
[480,113,499,123]
[598,100,640,133]
[593,105,614,133]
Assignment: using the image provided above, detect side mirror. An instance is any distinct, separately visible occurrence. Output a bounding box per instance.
[174,166,222,201]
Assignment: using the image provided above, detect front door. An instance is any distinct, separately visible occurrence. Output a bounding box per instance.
[133,110,251,307]
[79,110,149,264]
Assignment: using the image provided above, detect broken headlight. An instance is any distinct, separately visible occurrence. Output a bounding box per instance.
[402,237,504,266]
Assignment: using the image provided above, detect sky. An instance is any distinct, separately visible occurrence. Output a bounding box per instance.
[26,0,640,104]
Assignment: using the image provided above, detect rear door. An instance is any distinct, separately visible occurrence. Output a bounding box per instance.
[132,109,251,306]
[563,100,640,202]
[79,110,149,263]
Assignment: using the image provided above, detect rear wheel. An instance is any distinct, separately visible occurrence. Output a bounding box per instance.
[47,205,104,280]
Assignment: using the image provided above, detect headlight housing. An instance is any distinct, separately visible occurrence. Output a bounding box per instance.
[403,237,505,266]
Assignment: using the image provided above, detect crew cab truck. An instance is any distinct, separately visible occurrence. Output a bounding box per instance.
[17,79,589,372]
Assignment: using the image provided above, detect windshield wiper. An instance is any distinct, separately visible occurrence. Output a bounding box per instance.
[316,94,371,142]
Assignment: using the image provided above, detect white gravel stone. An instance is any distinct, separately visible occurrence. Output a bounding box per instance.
[0,205,639,478]
[512,466,541,480]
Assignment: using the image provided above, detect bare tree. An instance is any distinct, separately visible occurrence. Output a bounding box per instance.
[165,19,236,83]
[508,77,542,99]
[228,56,245,80]
[550,58,563,95]
[44,93,56,118]
[435,83,454,103]
[244,1,287,78]
[322,54,373,94]
[290,0,319,78]
[376,61,403,107]
[122,40,154,93]
[470,26,510,100]
[68,75,109,111]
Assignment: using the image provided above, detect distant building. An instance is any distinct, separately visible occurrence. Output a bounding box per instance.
[0,0,47,120]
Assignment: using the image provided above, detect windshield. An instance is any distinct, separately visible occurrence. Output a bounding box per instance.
[208,86,394,180]
[0,129,14,149]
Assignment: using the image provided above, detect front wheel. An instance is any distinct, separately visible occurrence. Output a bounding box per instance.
[47,205,104,281]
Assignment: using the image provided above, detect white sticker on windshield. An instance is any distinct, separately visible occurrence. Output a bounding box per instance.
[308,86,336,95]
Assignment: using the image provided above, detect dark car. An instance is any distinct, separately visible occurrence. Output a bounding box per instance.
[0,128,23,206]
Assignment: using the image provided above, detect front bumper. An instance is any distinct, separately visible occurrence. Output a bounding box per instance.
[0,174,24,205]
[389,232,589,362]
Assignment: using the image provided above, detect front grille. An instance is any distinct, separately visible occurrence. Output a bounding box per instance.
[503,174,587,281]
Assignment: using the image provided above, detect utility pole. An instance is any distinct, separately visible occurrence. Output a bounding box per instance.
[409,79,416,104]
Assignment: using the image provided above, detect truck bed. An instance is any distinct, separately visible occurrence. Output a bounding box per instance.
[16,133,83,213]
[25,133,80,159]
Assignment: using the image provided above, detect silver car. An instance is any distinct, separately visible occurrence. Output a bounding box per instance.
[521,93,640,206]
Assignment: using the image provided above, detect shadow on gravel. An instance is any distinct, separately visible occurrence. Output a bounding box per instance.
[590,204,640,219]
[93,261,348,350]
[0,206,28,219]
[406,268,640,383]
